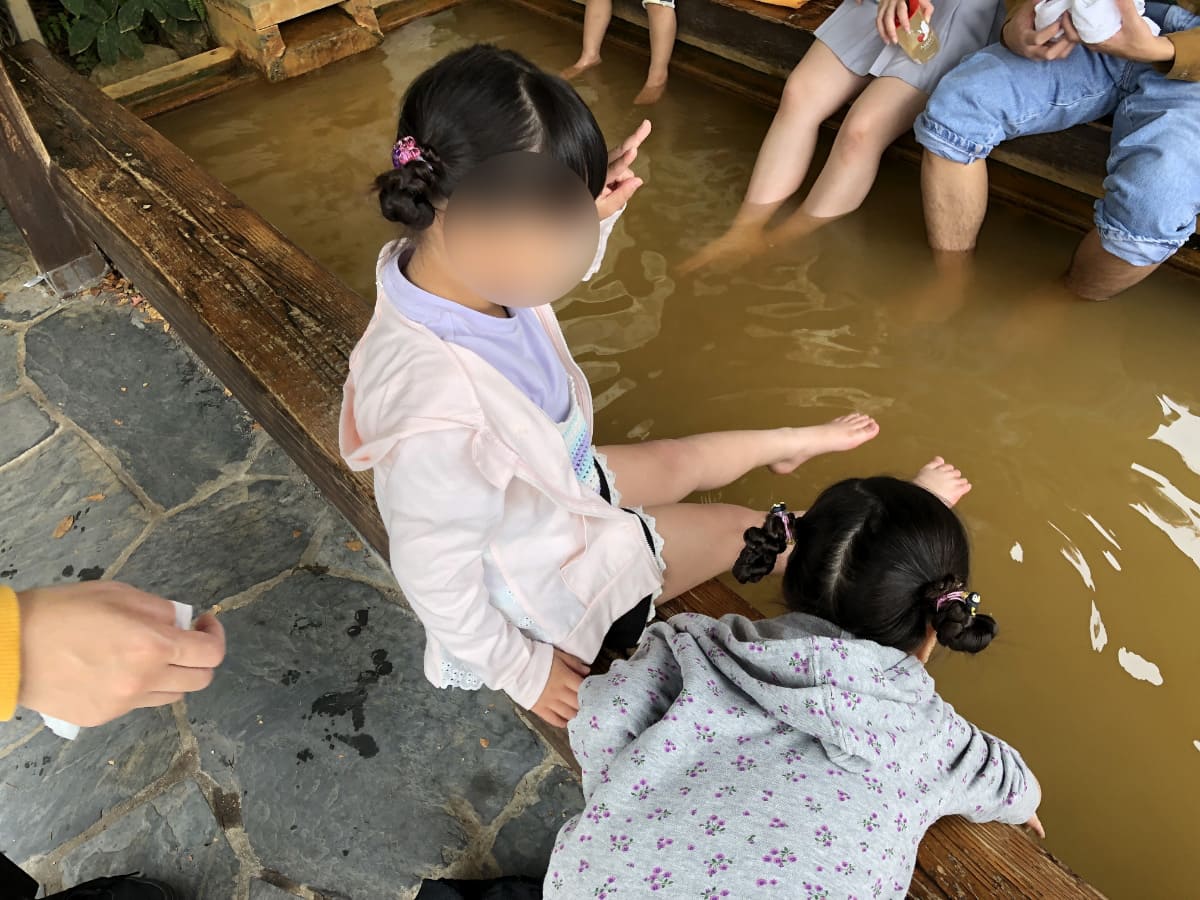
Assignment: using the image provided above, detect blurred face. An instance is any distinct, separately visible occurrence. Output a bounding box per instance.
[442,152,600,308]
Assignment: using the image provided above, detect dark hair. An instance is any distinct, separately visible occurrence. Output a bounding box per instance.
[733,477,997,654]
[374,44,609,230]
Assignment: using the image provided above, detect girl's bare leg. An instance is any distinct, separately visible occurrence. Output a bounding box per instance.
[634,3,677,105]
[680,42,870,272]
[563,0,611,78]
[600,413,879,509]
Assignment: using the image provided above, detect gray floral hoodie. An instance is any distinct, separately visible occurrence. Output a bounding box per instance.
[546,612,1040,900]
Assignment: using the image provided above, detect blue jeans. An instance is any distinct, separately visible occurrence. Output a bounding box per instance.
[914,3,1200,267]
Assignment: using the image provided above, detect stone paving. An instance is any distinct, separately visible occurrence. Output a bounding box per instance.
[0,204,582,899]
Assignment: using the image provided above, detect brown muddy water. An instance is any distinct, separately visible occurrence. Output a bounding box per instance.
[154,3,1199,894]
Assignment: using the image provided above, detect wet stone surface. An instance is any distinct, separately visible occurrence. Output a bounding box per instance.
[0,432,150,592]
[188,571,549,895]
[492,766,584,879]
[0,709,179,863]
[0,324,19,395]
[0,393,55,466]
[24,303,254,509]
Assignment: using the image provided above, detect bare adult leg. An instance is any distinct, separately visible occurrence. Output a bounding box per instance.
[634,3,677,105]
[1065,230,1162,300]
[921,150,990,252]
[680,43,870,273]
[768,76,930,248]
[563,0,611,78]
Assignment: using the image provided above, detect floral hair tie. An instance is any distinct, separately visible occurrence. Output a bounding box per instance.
[392,135,424,168]
[769,502,795,545]
[934,589,981,616]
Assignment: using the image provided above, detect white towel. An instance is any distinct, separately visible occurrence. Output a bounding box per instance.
[41,601,195,740]
[1034,0,1160,42]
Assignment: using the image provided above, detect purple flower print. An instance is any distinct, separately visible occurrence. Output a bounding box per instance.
[678,688,695,705]
[842,692,862,711]
[897,788,907,801]
[704,853,733,877]
[803,883,830,900]
[726,707,748,720]
[588,715,600,731]
[768,817,788,829]
[747,642,766,653]
[630,749,647,767]
[733,755,757,772]
[645,807,670,821]
[836,790,851,802]
[609,672,628,687]
[784,748,805,765]
[804,796,823,813]
[713,784,737,799]
[701,889,731,899]
[756,878,780,888]
[656,836,674,851]
[761,789,774,802]
[586,804,611,824]
[685,761,708,779]
[835,860,856,875]
[785,770,807,784]
[790,652,812,675]
[643,867,673,891]
[830,638,849,660]
[735,735,752,746]
[694,723,715,743]
[871,877,884,898]
[662,738,677,754]
[610,833,633,853]
[862,775,883,794]
[761,846,798,868]
[578,859,591,874]
[630,779,654,801]
[703,815,727,836]
[895,812,909,832]
[814,825,836,848]
[592,874,617,899]
[862,812,880,832]
[611,696,629,716]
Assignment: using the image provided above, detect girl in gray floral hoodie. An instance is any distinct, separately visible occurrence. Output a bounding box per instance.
[546,476,1042,900]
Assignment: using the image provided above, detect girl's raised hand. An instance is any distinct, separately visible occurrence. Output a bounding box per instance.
[531,648,591,728]
[597,119,653,220]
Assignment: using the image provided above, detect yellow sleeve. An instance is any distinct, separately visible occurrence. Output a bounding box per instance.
[1165,28,1200,81]
[0,587,20,720]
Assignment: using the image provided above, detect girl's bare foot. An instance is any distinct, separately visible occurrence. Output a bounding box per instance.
[769,413,881,474]
[913,456,972,507]
[562,56,601,79]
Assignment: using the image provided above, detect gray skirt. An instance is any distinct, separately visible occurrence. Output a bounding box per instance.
[814,0,1006,91]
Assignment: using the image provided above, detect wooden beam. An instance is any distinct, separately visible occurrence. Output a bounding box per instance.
[0,41,106,295]
[5,0,45,45]
[102,47,241,103]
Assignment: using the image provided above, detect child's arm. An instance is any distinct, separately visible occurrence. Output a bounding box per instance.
[377,428,555,711]
[568,623,682,795]
[936,708,1042,829]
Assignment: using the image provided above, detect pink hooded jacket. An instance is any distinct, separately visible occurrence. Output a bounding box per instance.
[339,240,664,710]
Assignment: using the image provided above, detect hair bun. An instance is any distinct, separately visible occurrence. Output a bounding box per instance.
[928,580,997,654]
[374,159,441,230]
[733,510,794,584]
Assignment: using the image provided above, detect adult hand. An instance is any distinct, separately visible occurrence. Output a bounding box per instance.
[530,648,590,727]
[877,0,934,45]
[1087,0,1175,63]
[17,581,225,727]
[596,119,652,221]
[1003,0,1081,60]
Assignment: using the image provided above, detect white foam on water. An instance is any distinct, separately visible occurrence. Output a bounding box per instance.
[1102,550,1121,571]
[1130,463,1200,573]
[1010,542,1024,563]
[1117,647,1163,686]
[1090,602,1108,652]
[1151,395,1200,477]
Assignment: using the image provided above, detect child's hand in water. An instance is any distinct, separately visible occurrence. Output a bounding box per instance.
[596,119,652,220]
[532,649,591,727]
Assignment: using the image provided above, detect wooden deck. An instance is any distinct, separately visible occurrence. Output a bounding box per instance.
[0,28,1105,900]
[512,0,1200,279]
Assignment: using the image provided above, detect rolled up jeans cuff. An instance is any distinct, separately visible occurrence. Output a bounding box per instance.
[1094,203,1189,267]
[914,112,994,165]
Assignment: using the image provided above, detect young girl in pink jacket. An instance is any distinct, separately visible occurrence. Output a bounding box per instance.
[340,45,964,727]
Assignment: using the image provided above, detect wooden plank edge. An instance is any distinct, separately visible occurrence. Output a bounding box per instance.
[102,47,239,103]
[135,68,262,120]
[376,0,469,33]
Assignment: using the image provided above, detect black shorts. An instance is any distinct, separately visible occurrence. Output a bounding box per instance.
[594,459,656,653]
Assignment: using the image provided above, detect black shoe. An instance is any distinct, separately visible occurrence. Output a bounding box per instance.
[48,873,180,900]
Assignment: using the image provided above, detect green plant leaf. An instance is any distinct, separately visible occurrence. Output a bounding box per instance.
[163,0,200,21]
[96,18,119,66]
[63,0,112,23]
[117,28,144,58]
[66,17,100,54]
[116,0,145,32]
[144,0,168,24]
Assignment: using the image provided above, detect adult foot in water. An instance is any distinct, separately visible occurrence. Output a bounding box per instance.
[562,56,601,79]
[913,456,972,506]
[768,413,881,474]
[634,77,668,106]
